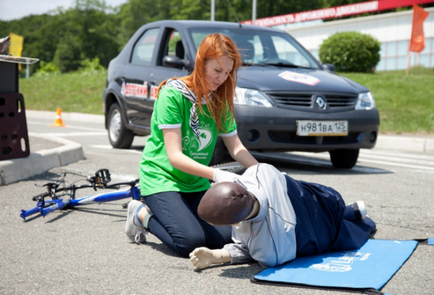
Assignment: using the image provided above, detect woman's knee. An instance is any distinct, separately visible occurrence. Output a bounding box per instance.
[173,235,207,258]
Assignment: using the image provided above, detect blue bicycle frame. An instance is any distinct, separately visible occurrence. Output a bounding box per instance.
[20,169,142,221]
[20,186,141,220]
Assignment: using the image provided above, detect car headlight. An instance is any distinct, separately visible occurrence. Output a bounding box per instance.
[355,92,376,110]
[234,87,274,107]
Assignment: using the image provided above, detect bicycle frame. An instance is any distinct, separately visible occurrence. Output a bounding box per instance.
[20,169,142,221]
[20,186,141,221]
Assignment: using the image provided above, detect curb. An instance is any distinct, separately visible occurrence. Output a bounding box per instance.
[0,133,85,186]
[375,134,434,154]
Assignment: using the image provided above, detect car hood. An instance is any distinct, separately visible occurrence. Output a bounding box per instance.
[237,66,369,93]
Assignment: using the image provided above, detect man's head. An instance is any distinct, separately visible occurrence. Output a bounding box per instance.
[198,182,256,226]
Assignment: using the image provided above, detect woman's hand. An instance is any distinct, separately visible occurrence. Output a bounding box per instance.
[213,169,238,183]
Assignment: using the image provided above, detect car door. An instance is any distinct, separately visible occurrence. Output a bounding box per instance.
[121,26,161,128]
[147,26,191,105]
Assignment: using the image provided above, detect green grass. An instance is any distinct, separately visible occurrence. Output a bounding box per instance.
[341,66,434,135]
[19,67,434,135]
[20,71,107,115]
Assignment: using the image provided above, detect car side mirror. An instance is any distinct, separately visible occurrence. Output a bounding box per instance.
[323,63,336,72]
[163,56,186,69]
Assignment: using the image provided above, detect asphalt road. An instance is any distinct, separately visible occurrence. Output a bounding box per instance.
[0,112,433,295]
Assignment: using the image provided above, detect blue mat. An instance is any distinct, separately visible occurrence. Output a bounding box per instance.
[253,239,418,291]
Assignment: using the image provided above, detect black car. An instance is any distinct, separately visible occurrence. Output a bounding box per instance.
[103,20,379,168]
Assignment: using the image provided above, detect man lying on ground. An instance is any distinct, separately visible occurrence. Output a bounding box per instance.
[189,163,376,269]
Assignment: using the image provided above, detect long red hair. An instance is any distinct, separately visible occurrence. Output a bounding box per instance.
[157,33,242,132]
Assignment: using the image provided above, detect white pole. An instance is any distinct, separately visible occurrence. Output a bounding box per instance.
[211,0,215,21]
[252,0,256,25]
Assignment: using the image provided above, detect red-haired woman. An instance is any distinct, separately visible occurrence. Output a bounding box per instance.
[125,33,258,257]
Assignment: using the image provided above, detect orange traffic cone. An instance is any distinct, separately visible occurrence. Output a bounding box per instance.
[51,108,66,127]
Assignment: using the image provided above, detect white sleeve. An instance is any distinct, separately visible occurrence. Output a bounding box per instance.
[223,243,255,264]
[219,129,237,137]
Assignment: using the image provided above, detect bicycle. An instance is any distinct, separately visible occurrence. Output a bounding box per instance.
[20,169,141,221]
[20,163,245,221]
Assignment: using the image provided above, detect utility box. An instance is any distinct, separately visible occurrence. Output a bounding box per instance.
[0,56,38,161]
[0,61,19,93]
[0,91,30,160]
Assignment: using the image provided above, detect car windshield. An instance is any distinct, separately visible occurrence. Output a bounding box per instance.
[188,26,320,69]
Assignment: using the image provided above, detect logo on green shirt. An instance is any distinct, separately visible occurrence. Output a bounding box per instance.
[182,124,214,160]
[198,129,212,151]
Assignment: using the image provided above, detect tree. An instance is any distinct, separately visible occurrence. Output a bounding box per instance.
[72,0,120,67]
[1,0,390,74]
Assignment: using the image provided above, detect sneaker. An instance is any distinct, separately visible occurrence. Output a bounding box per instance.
[125,200,148,244]
[348,201,367,220]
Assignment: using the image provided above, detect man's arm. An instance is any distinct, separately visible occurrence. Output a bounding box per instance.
[189,248,231,270]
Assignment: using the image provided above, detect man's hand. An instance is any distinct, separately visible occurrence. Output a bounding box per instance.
[189,247,231,270]
[213,169,237,183]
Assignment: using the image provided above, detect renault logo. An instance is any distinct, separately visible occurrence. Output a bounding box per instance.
[316,96,326,109]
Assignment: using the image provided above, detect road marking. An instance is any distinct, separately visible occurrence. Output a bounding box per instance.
[358,158,434,171]
[252,152,390,174]
[253,150,434,172]
[360,150,434,170]
[362,149,434,161]
[360,154,434,167]
[36,132,107,137]
[89,145,142,154]
[28,121,104,132]
[91,145,113,149]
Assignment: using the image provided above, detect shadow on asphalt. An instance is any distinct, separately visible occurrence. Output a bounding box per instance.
[131,145,145,153]
[147,241,180,257]
[219,264,263,279]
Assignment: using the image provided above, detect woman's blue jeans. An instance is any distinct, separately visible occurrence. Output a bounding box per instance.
[144,190,233,258]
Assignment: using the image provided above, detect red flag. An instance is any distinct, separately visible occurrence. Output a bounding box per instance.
[409,4,429,53]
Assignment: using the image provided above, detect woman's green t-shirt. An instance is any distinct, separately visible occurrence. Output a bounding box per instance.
[139,87,237,196]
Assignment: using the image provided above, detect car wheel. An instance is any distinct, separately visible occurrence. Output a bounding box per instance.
[209,137,229,166]
[108,103,134,149]
[329,149,359,169]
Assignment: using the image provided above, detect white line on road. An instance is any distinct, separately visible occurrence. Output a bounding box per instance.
[358,159,434,171]
[90,144,434,171]
[36,132,107,137]
[261,151,434,171]
[28,121,104,132]
[89,145,142,154]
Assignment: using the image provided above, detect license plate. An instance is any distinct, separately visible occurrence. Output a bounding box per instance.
[296,120,348,136]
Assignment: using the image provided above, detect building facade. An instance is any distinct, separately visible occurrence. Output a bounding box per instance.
[284,7,434,71]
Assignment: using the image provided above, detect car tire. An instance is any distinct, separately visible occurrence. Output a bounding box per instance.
[329,149,359,169]
[108,103,134,149]
[209,137,230,166]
